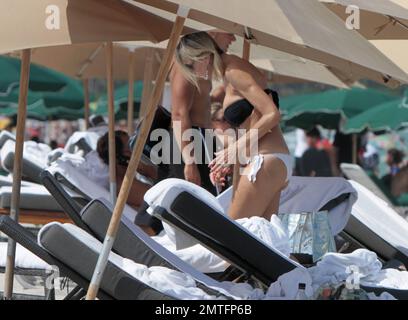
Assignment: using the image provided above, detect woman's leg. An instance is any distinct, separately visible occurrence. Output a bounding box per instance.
[263,191,281,221]
[227,156,287,220]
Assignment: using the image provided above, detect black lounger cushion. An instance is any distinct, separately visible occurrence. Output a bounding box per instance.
[39,222,173,300]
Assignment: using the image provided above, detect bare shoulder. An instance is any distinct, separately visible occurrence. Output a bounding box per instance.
[223,53,249,69]
[223,54,255,87]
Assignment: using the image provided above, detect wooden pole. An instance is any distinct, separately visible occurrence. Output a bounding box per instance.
[127,52,136,134]
[140,48,155,119]
[3,49,31,300]
[85,11,188,300]
[232,40,251,199]
[106,42,117,204]
[83,79,90,130]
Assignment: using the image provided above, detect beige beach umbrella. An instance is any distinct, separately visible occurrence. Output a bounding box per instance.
[370,40,408,74]
[0,0,191,300]
[0,0,191,53]
[130,37,350,88]
[228,37,349,88]
[130,0,408,87]
[255,59,349,88]
[320,0,408,40]
[254,59,349,88]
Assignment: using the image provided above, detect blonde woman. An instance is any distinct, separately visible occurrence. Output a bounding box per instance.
[175,32,293,221]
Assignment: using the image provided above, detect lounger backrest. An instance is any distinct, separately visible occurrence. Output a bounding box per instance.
[340,163,393,205]
[80,198,174,269]
[73,138,93,156]
[40,170,91,233]
[153,191,300,286]
[0,216,112,300]
[41,171,176,270]
[38,222,173,300]
[46,160,137,222]
[1,140,45,184]
[0,130,15,149]
[345,214,408,266]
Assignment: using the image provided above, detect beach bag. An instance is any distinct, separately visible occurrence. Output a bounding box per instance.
[278,211,336,262]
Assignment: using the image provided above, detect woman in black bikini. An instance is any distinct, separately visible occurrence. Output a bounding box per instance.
[175,32,293,221]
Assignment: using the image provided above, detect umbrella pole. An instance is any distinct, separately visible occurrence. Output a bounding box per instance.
[83,79,90,130]
[85,8,189,300]
[127,52,136,134]
[3,49,31,300]
[106,42,117,205]
[232,40,251,199]
[140,48,155,119]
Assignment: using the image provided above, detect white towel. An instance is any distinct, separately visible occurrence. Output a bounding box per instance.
[362,268,408,290]
[309,249,382,288]
[238,215,291,258]
[266,267,313,299]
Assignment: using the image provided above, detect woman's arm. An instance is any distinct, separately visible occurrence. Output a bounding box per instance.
[225,57,280,146]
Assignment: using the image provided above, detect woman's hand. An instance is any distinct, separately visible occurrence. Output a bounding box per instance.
[209,143,238,173]
[209,165,232,187]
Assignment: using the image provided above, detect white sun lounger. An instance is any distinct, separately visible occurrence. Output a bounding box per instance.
[46,159,138,222]
[341,163,408,215]
[0,130,15,150]
[0,140,50,184]
[0,241,55,300]
[0,185,62,212]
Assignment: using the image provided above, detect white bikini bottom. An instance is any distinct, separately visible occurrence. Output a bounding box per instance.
[246,153,294,183]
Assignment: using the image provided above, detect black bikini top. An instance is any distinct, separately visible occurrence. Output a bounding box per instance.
[223,88,280,127]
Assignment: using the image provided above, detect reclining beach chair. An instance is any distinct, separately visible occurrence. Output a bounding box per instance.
[64,131,100,156]
[42,169,408,299]
[44,160,138,222]
[142,178,408,299]
[0,130,15,149]
[341,163,408,215]
[0,242,55,300]
[0,140,48,184]
[342,180,408,267]
[0,185,69,225]
[0,216,105,300]
[41,170,237,280]
[0,216,179,300]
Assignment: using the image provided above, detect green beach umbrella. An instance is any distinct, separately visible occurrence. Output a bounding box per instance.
[343,94,408,134]
[0,78,84,110]
[0,102,84,121]
[94,82,143,120]
[280,87,397,130]
[0,55,69,93]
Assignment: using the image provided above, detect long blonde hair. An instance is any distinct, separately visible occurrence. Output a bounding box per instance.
[175,32,224,89]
